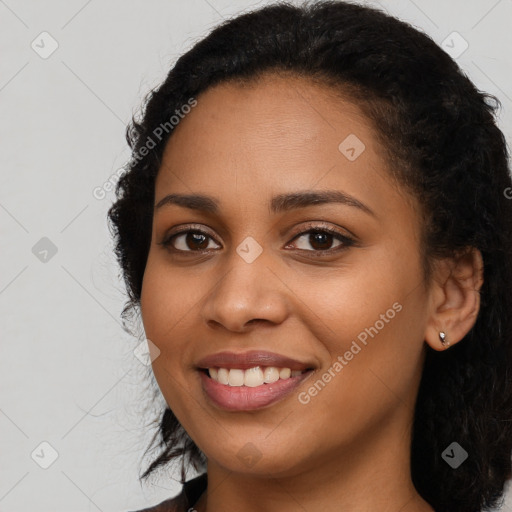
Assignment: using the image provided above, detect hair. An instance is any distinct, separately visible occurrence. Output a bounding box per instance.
[107,1,512,511]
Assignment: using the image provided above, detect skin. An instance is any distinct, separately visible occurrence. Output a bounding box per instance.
[140,72,483,512]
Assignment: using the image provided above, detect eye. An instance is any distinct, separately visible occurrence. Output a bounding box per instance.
[158,222,355,256]
[285,223,355,255]
[158,226,221,253]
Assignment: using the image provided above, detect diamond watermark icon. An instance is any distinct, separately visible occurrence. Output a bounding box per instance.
[441,31,468,59]
[441,441,468,469]
[134,338,161,366]
[32,237,58,263]
[236,236,263,263]
[31,441,59,469]
[237,442,262,468]
[338,134,366,161]
[31,31,59,59]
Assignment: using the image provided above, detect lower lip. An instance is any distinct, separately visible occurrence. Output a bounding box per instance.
[199,370,314,411]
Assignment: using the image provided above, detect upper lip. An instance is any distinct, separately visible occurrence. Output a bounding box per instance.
[196,350,315,371]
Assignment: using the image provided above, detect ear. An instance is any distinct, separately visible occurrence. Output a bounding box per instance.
[424,248,484,351]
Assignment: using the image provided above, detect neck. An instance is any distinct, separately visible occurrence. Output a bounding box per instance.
[194,404,434,512]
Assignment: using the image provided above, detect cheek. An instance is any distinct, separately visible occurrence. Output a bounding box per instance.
[140,254,193,338]
[140,260,189,402]
[295,297,426,455]
[301,244,427,389]
[300,253,414,340]
[140,255,205,401]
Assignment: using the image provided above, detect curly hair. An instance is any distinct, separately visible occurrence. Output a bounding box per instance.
[107,1,512,511]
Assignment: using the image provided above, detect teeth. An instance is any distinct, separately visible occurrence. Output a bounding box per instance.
[207,366,308,386]
[244,366,264,387]
[279,367,291,379]
[217,368,229,385]
[228,369,245,386]
[263,366,279,383]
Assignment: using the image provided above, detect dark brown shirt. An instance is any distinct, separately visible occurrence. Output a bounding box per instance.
[128,473,207,512]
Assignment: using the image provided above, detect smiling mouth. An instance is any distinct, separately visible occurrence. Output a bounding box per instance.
[200,366,314,387]
[198,365,315,411]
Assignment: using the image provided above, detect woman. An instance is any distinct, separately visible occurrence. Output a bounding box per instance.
[108,1,512,511]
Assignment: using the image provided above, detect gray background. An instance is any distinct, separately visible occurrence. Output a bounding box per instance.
[1,0,511,511]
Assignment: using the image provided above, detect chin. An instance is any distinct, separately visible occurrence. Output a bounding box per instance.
[205,440,308,477]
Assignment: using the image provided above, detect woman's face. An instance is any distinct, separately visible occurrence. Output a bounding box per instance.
[140,73,433,477]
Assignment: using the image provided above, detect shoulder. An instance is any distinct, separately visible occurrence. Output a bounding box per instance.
[127,473,207,512]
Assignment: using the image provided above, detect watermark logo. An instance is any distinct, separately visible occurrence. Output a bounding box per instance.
[92,167,126,200]
[298,302,402,404]
[31,31,59,59]
[132,98,198,163]
[441,442,468,469]
[31,441,59,469]
[94,99,198,198]
[32,237,58,263]
[134,338,161,366]
[441,31,468,59]
[237,442,263,468]
[236,236,263,263]
[338,134,366,161]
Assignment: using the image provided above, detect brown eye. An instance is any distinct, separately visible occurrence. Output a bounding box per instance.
[305,232,337,251]
[159,224,355,257]
[182,232,210,250]
[288,227,354,254]
[160,229,220,252]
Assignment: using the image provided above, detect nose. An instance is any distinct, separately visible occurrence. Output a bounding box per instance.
[200,246,290,333]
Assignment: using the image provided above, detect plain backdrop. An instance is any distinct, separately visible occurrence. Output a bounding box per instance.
[1,1,511,511]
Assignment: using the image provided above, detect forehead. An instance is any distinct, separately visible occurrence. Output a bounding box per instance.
[155,73,410,220]
[163,72,373,153]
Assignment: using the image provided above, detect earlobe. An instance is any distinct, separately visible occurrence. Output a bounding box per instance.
[438,331,450,349]
[424,248,484,351]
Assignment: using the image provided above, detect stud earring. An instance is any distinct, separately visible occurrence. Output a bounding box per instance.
[439,331,451,349]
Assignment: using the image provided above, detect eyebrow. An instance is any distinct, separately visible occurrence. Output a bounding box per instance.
[154,190,375,217]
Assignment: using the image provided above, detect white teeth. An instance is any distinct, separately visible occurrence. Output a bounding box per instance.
[228,369,245,387]
[217,368,229,385]
[279,367,291,379]
[263,367,280,383]
[208,366,307,386]
[244,367,264,387]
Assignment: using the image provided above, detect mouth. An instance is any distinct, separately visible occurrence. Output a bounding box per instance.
[200,366,312,386]
[198,363,315,411]
[196,350,316,411]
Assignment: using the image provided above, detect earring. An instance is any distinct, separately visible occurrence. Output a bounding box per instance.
[439,331,451,349]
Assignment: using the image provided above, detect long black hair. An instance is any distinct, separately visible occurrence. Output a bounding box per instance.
[107,2,512,511]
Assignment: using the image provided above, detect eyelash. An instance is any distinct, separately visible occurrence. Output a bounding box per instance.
[158,222,356,257]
